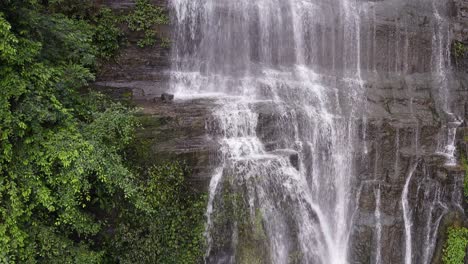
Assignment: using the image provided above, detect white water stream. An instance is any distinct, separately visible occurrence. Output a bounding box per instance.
[168,0,463,263]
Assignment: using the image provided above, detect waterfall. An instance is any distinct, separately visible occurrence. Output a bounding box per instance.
[374,186,382,264]
[402,161,418,264]
[431,0,461,166]
[168,0,463,263]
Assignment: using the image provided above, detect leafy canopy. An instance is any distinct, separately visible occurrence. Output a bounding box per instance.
[443,226,468,264]
[0,1,135,263]
[0,1,205,263]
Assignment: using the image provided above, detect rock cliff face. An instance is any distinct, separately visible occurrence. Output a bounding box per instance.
[453,0,468,69]
[95,0,468,263]
[93,0,221,190]
[95,0,171,100]
[348,1,467,262]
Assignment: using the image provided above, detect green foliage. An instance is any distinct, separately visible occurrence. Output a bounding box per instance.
[0,14,17,62]
[106,163,207,264]
[0,1,192,263]
[48,0,96,19]
[92,8,123,60]
[209,179,270,264]
[49,1,123,60]
[288,251,304,264]
[160,37,172,49]
[453,41,466,59]
[443,226,468,264]
[462,156,468,199]
[453,41,467,67]
[125,0,169,48]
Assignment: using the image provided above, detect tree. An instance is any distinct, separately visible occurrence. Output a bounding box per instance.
[0,1,206,263]
[0,2,138,262]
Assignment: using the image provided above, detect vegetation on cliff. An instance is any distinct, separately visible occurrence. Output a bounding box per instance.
[0,0,205,263]
[125,0,170,48]
[452,41,467,66]
[442,136,468,263]
[442,226,468,264]
[106,163,206,263]
[462,156,468,199]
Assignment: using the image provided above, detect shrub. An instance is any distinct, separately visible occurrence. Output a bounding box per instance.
[442,226,468,264]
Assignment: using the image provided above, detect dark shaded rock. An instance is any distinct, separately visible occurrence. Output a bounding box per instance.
[133,98,220,192]
[289,152,300,171]
[160,92,174,103]
[270,149,300,170]
[94,0,171,100]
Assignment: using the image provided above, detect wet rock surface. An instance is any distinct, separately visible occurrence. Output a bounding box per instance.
[94,0,468,263]
[94,0,171,100]
[133,98,220,192]
[160,92,174,102]
[453,0,468,70]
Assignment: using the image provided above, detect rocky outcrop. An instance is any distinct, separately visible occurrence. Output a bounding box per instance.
[94,0,171,100]
[347,1,468,262]
[94,0,468,263]
[92,1,220,191]
[133,98,219,191]
[453,0,468,70]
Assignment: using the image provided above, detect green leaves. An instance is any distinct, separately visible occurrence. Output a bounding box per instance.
[37,14,96,66]
[126,0,169,32]
[84,104,138,148]
[92,8,123,60]
[461,156,468,199]
[0,2,199,263]
[453,41,466,59]
[443,226,468,264]
[47,0,95,19]
[0,13,18,62]
[125,0,169,48]
[107,162,207,264]
[0,1,139,262]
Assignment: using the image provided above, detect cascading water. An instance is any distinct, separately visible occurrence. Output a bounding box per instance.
[431,0,462,166]
[167,0,464,263]
[397,2,463,264]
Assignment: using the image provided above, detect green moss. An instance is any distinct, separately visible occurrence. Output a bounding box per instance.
[453,41,467,59]
[237,208,269,264]
[136,114,166,127]
[442,226,468,264]
[288,251,304,264]
[160,37,171,49]
[237,246,264,264]
[253,208,267,241]
[122,91,133,100]
[206,177,270,263]
[461,156,468,199]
